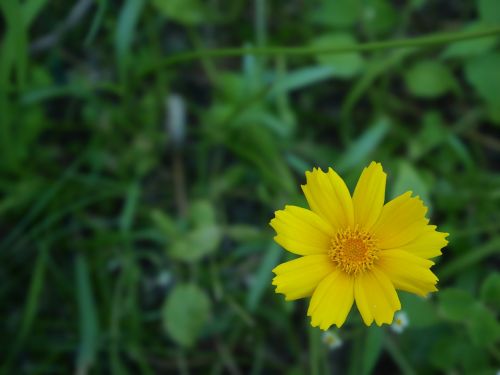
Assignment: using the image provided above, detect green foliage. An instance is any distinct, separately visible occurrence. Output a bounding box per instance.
[478,0,500,24]
[75,253,100,373]
[480,272,500,310]
[1,0,500,374]
[404,60,456,98]
[465,52,500,123]
[439,288,476,322]
[152,0,207,25]
[468,304,500,347]
[313,33,364,78]
[163,283,211,347]
[442,22,498,58]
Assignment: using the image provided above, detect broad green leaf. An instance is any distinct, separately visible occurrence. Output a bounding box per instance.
[152,0,206,25]
[438,288,475,322]
[404,61,456,98]
[362,0,396,36]
[480,272,500,310]
[312,34,364,79]
[163,284,211,348]
[467,304,500,347]
[460,346,491,374]
[442,22,498,59]
[312,0,362,28]
[189,200,217,227]
[478,0,500,25]
[170,225,221,262]
[465,53,500,114]
[429,335,464,370]
[399,293,439,328]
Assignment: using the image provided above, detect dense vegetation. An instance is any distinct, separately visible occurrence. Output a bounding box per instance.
[1,0,500,373]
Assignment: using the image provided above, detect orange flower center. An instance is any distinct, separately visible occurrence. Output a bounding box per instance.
[329,227,379,275]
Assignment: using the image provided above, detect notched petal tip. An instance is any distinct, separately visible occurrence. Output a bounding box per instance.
[269,217,279,229]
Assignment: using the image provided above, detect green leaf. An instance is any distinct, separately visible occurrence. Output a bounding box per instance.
[312,0,362,28]
[225,225,262,242]
[392,161,430,207]
[337,117,390,172]
[429,335,464,370]
[312,34,364,79]
[478,0,500,25]
[465,53,500,112]
[270,66,334,95]
[467,304,500,347]
[246,243,281,312]
[189,200,216,227]
[404,61,456,98]
[361,327,384,375]
[75,254,99,373]
[409,111,449,160]
[151,209,178,238]
[115,0,146,78]
[442,22,498,59]
[438,288,475,322]
[170,225,221,262]
[480,272,500,310]
[163,284,211,348]
[151,0,206,25]
[22,0,50,27]
[362,0,397,36]
[399,293,439,328]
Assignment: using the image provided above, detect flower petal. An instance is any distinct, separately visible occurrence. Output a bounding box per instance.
[307,269,354,329]
[301,167,354,231]
[272,255,335,301]
[398,225,448,259]
[372,191,429,249]
[270,205,334,255]
[352,162,386,231]
[354,268,401,326]
[377,249,438,297]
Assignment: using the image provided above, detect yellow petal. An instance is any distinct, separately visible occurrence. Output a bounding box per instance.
[372,191,429,249]
[301,167,354,231]
[307,269,354,329]
[398,225,448,259]
[354,268,401,326]
[352,162,386,231]
[270,205,334,255]
[377,249,438,297]
[272,255,335,301]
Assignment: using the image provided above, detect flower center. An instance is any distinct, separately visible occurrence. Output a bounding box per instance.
[328,227,379,275]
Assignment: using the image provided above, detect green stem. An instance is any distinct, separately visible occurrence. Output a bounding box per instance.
[141,26,500,75]
[384,335,417,375]
[309,327,321,375]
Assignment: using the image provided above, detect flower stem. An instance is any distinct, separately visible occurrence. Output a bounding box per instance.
[141,26,500,74]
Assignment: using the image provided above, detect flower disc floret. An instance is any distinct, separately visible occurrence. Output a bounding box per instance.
[329,227,378,275]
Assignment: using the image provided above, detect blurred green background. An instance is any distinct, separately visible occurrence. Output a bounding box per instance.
[1,0,500,374]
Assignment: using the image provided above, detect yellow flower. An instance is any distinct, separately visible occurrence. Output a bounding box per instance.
[270,162,448,330]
